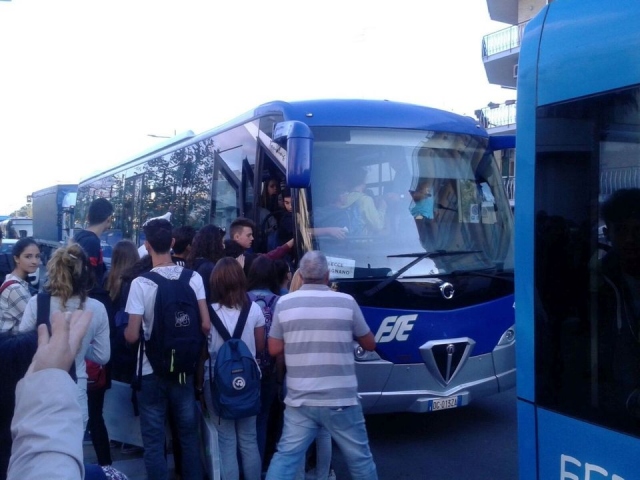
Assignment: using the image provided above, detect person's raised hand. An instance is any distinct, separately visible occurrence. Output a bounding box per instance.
[26,310,92,376]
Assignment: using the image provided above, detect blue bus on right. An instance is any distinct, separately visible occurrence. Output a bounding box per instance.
[516,0,640,478]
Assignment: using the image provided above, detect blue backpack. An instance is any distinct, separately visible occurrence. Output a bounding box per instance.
[208,301,261,419]
[139,268,205,384]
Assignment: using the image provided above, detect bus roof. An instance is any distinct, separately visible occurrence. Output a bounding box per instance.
[230,99,483,135]
[522,0,640,107]
[80,99,485,184]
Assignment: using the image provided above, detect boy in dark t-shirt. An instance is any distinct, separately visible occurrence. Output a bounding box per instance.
[74,198,114,287]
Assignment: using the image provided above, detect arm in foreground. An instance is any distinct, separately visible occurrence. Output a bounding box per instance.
[8,311,91,480]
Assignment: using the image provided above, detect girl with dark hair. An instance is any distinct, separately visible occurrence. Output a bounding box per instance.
[187,224,226,301]
[19,243,110,430]
[104,240,143,383]
[104,240,140,302]
[204,256,265,480]
[0,238,40,333]
[247,256,280,295]
[79,239,140,465]
[273,258,292,295]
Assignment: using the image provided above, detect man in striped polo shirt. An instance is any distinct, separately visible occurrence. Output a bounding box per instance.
[265,250,378,480]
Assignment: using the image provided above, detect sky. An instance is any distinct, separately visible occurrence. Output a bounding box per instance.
[0,0,513,215]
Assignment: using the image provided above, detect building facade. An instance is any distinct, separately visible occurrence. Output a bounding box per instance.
[480,0,549,207]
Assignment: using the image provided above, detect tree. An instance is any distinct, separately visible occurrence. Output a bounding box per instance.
[10,204,32,217]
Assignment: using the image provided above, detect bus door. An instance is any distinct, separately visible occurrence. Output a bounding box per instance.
[208,120,260,232]
[211,150,241,232]
[253,147,290,253]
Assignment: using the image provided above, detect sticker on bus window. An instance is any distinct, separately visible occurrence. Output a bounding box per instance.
[326,256,356,279]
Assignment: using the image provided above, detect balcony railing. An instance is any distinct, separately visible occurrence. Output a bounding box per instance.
[476,101,517,129]
[503,176,515,206]
[482,21,528,58]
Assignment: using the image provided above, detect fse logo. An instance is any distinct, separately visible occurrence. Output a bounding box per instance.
[375,315,418,343]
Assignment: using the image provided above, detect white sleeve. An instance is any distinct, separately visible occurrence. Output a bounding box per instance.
[125,277,146,315]
[249,302,266,328]
[85,302,111,365]
[8,369,84,480]
[189,271,206,301]
[17,296,37,333]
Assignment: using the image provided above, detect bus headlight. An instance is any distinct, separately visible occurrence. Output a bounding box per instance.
[354,345,382,361]
[497,325,516,346]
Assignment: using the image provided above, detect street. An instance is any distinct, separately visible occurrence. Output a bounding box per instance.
[332,388,518,480]
[88,387,518,479]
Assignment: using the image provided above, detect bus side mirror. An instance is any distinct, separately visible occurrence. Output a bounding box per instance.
[273,121,313,188]
[488,135,516,151]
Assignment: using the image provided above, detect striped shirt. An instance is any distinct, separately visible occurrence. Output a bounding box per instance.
[0,274,32,333]
[270,284,370,407]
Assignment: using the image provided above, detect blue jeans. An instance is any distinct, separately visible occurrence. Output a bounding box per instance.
[204,379,262,480]
[137,374,202,480]
[295,427,332,480]
[266,403,377,480]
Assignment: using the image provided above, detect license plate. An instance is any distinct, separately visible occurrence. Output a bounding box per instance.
[429,396,459,411]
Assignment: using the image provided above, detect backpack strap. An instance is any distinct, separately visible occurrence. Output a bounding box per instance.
[37,292,52,333]
[141,270,165,285]
[209,298,251,341]
[0,280,19,296]
[135,270,166,388]
[209,305,231,342]
[248,292,278,310]
[178,267,193,283]
[266,294,279,310]
[37,292,77,382]
[231,300,251,339]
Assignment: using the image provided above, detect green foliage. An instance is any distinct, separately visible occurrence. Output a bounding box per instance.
[10,204,32,218]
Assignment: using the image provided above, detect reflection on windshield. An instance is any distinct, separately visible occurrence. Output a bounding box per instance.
[299,128,514,280]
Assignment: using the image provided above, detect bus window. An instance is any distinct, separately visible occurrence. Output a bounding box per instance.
[534,85,640,437]
[306,127,511,280]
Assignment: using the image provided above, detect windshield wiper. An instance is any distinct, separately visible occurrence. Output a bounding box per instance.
[448,268,514,282]
[364,250,481,297]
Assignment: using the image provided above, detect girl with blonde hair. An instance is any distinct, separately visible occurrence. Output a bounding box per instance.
[19,243,110,428]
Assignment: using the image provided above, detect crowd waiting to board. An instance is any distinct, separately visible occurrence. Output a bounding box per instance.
[0,195,380,480]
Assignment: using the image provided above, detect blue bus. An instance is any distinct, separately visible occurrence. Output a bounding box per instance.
[77,99,515,418]
[516,1,640,478]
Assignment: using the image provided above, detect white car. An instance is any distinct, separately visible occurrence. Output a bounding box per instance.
[0,238,41,289]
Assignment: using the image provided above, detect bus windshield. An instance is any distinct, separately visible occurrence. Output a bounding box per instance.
[297,127,514,280]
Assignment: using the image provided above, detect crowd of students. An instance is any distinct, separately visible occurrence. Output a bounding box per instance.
[0,195,379,480]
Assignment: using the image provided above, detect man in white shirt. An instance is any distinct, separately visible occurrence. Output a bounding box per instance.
[124,219,210,480]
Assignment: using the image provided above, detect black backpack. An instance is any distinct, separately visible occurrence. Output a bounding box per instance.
[138,268,205,384]
[208,301,262,419]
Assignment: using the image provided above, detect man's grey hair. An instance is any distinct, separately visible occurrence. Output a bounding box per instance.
[299,250,329,284]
